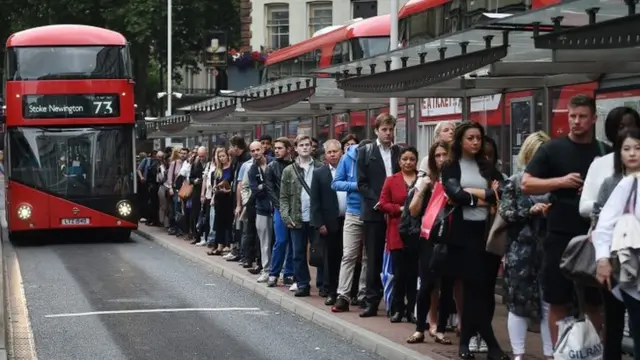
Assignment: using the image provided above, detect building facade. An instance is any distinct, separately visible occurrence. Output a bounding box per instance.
[250,0,403,51]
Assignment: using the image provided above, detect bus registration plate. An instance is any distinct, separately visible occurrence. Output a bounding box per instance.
[61,218,90,225]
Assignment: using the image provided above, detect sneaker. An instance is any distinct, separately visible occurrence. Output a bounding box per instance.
[282,276,294,286]
[257,272,269,283]
[196,240,207,246]
[289,283,298,292]
[267,276,277,287]
[478,337,488,352]
[468,336,479,352]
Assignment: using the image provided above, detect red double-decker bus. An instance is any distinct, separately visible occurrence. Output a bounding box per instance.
[1,24,143,241]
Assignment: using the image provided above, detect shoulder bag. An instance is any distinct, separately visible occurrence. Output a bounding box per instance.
[291,163,312,196]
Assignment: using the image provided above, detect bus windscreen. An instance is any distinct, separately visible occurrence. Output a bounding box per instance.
[8,126,134,198]
[6,46,131,81]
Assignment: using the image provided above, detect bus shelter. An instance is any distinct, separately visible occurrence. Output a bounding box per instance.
[161,76,391,144]
[312,0,640,173]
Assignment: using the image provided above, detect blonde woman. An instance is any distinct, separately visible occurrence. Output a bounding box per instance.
[207,147,234,256]
[418,121,455,176]
[499,131,553,360]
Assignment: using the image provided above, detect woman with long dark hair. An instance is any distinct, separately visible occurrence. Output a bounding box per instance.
[593,127,640,360]
[406,141,455,345]
[581,106,640,359]
[440,121,508,360]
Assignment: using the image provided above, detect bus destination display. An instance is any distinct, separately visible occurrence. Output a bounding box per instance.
[23,94,120,118]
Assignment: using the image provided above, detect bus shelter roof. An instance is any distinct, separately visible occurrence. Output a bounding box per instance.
[178,76,389,126]
[146,114,263,137]
[312,0,640,98]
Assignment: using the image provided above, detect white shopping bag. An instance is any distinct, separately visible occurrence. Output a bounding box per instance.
[553,317,603,360]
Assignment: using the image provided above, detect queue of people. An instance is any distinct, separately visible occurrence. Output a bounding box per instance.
[137,94,640,360]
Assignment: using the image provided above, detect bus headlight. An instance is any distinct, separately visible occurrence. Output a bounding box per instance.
[116,201,132,217]
[17,204,32,220]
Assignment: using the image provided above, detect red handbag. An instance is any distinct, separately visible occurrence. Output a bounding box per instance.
[420,182,448,239]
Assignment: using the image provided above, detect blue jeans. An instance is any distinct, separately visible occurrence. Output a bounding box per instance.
[290,221,313,290]
[207,204,216,244]
[269,209,293,278]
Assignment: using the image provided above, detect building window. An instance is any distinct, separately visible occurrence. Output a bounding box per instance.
[266,4,290,50]
[308,2,333,37]
[352,0,377,19]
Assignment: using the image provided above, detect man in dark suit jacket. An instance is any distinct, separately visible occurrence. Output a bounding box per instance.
[311,139,347,305]
[356,113,401,317]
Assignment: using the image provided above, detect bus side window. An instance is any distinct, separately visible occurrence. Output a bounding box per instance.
[331,43,342,65]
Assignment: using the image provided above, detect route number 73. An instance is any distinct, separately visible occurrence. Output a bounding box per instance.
[93,101,114,114]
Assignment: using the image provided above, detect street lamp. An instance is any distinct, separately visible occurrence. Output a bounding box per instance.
[167,0,173,117]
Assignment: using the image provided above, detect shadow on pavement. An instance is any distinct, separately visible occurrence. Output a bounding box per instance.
[7,229,135,247]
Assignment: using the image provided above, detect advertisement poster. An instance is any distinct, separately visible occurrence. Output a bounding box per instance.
[595,88,640,143]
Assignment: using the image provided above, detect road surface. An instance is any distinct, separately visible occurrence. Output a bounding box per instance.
[7,233,382,360]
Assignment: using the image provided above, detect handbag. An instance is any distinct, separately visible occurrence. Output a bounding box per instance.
[429,206,455,244]
[420,182,448,240]
[399,178,422,239]
[559,229,600,288]
[486,213,509,256]
[560,178,638,287]
[308,233,325,268]
[178,180,193,200]
[486,186,508,255]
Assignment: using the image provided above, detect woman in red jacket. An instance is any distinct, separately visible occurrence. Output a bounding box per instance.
[379,147,419,323]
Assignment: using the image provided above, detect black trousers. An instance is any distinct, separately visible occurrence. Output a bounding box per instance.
[147,183,159,223]
[415,239,454,333]
[364,221,387,307]
[241,205,258,264]
[390,248,419,315]
[322,219,344,296]
[603,288,626,359]
[189,191,202,236]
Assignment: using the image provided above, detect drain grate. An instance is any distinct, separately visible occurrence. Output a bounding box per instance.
[5,244,37,360]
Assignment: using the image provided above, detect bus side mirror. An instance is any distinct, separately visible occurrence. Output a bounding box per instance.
[135,121,147,141]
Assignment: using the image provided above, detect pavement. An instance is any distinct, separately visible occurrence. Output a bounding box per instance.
[137,224,552,360]
[5,231,384,360]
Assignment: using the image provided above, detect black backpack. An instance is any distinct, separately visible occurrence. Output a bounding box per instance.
[398,178,425,240]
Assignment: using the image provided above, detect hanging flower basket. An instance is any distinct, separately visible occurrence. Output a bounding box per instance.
[227,49,267,70]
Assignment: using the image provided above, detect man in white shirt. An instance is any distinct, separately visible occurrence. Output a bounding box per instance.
[311,140,347,304]
[356,113,401,317]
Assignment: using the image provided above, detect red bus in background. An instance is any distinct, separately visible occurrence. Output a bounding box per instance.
[262,15,391,142]
[2,24,143,241]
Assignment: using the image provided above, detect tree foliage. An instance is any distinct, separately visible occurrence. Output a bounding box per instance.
[0,0,240,113]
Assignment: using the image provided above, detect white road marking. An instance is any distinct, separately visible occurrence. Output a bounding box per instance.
[204,283,216,286]
[44,307,261,318]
